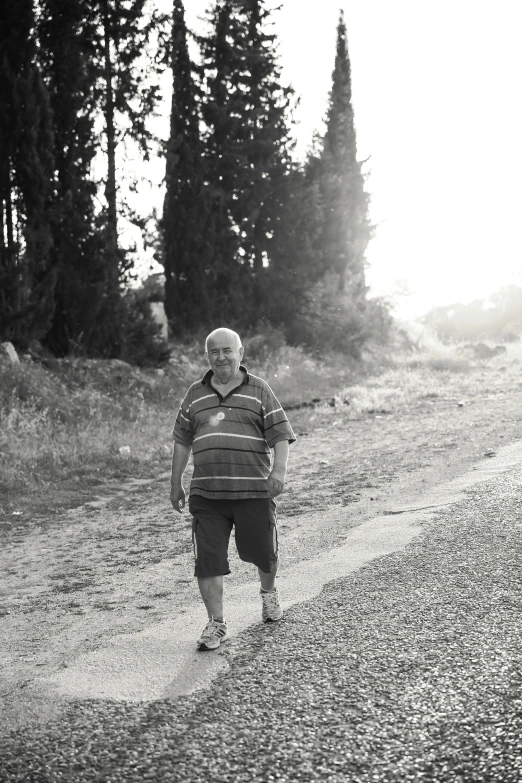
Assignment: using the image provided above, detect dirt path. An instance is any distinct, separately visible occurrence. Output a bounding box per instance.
[1,364,521,723]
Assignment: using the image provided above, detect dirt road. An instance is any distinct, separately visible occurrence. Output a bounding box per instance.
[1,365,521,729]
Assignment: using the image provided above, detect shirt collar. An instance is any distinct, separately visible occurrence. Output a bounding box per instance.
[201,365,250,386]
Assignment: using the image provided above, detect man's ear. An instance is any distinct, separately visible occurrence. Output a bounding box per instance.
[239,345,244,360]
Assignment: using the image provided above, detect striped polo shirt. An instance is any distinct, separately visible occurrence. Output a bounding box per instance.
[173,366,296,500]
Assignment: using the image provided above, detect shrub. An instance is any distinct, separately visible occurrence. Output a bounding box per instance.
[242,325,287,363]
[120,289,168,367]
[283,274,394,357]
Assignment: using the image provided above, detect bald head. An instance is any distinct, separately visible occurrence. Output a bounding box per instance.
[205,328,244,385]
[205,328,242,353]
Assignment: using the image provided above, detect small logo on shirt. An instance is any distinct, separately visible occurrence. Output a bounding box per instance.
[208,410,226,427]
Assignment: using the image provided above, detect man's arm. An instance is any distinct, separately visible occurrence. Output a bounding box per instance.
[170,441,192,513]
[267,439,290,498]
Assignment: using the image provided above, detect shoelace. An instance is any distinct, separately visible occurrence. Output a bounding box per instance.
[202,620,226,639]
[262,591,279,609]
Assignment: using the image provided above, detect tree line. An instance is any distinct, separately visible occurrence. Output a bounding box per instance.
[0,0,385,361]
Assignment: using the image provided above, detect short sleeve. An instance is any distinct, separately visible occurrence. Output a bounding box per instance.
[261,385,296,448]
[172,393,193,446]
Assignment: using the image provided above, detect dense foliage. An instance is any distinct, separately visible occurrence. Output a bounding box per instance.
[0,0,380,360]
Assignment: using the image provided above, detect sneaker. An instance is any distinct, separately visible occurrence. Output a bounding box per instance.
[196,618,229,651]
[261,587,283,623]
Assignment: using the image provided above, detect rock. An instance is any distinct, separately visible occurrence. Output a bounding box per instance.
[484,449,496,457]
[470,343,495,359]
[27,339,45,358]
[150,302,168,341]
[0,341,20,364]
[108,359,132,369]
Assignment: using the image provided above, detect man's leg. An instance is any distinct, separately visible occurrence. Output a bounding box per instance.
[258,561,278,592]
[196,574,229,651]
[258,559,282,622]
[189,496,232,649]
[198,575,225,620]
[233,498,282,622]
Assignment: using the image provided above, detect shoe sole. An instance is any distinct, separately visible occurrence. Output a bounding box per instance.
[263,612,283,623]
[197,633,230,651]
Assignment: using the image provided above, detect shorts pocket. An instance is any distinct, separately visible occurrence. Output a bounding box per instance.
[192,516,199,562]
[269,516,278,557]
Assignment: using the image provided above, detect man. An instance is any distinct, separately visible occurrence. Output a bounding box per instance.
[170,327,295,651]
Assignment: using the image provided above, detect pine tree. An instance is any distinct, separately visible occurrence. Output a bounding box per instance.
[200,0,295,325]
[37,0,106,355]
[37,0,166,356]
[320,10,372,297]
[0,0,55,344]
[162,0,215,334]
[197,0,245,321]
[94,0,166,354]
[97,0,165,269]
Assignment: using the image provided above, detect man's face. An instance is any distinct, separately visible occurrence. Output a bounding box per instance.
[206,331,244,384]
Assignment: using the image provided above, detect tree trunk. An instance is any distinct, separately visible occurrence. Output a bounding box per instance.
[102,0,119,285]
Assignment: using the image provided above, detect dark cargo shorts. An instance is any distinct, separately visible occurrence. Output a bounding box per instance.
[188,494,278,577]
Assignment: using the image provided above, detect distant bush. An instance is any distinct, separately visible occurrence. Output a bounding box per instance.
[120,289,168,367]
[282,274,394,357]
[243,325,287,363]
[424,285,522,343]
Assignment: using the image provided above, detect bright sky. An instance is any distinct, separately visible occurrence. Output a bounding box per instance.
[144,0,522,318]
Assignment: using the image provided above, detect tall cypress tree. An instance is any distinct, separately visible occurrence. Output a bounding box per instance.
[162,0,214,334]
[320,11,372,297]
[266,158,325,336]
[0,0,55,344]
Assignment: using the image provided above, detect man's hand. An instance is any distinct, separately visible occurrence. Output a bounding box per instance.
[268,440,290,498]
[267,468,286,498]
[170,484,186,513]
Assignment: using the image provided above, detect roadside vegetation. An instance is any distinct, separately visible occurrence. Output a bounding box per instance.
[1,323,520,517]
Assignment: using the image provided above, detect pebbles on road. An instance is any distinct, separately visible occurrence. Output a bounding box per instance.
[2,466,522,782]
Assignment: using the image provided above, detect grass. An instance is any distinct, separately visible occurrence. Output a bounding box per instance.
[0,360,183,506]
[0,325,520,515]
